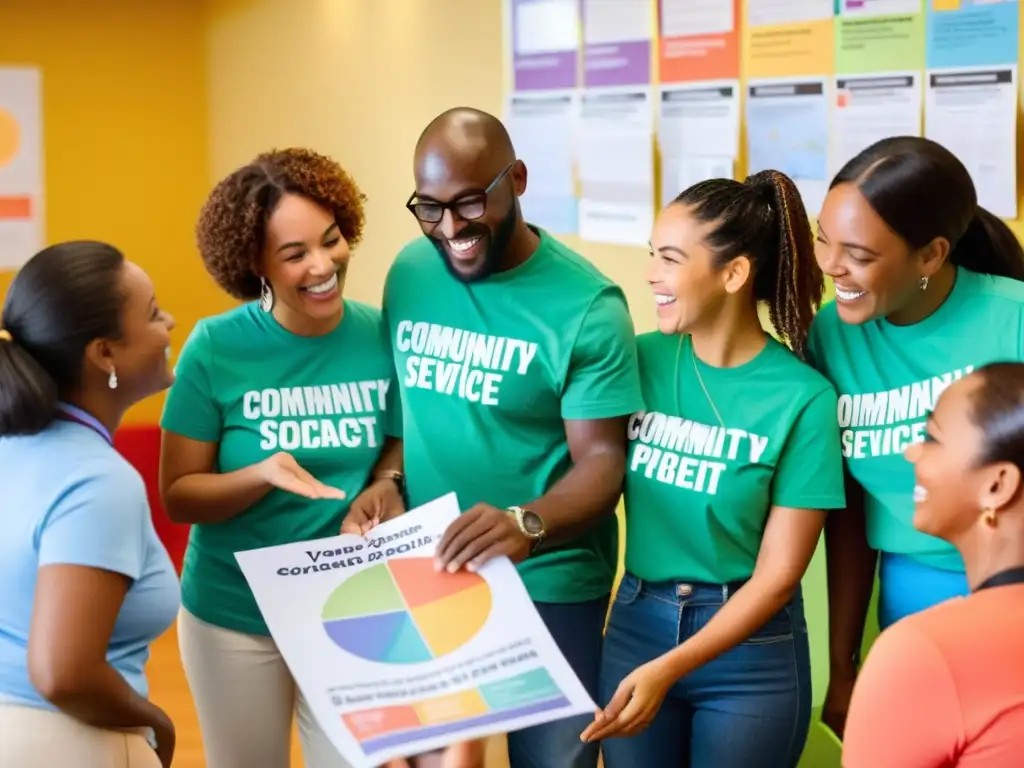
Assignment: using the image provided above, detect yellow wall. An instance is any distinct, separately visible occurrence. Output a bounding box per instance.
[205,0,658,329]
[0,0,228,424]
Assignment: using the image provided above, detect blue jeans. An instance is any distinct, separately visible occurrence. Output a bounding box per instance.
[599,573,811,768]
[877,552,969,629]
[506,596,607,768]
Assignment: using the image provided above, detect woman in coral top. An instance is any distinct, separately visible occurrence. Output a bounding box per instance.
[843,361,1024,767]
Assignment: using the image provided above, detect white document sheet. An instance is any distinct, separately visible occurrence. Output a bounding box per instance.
[831,72,922,175]
[658,81,740,204]
[236,493,596,768]
[925,65,1018,219]
[660,0,735,37]
[505,90,579,234]
[577,87,656,246]
[748,0,835,27]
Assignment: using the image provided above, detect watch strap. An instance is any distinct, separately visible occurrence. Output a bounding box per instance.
[374,469,406,497]
[508,506,545,555]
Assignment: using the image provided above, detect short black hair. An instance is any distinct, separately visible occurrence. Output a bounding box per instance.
[971,362,1024,470]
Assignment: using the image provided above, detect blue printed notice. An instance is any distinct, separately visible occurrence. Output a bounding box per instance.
[926,0,1019,69]
[505,92,579,236]
[746,78,830,214]
[521,195,579,236]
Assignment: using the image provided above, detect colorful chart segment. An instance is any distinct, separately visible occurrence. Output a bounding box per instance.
[321,557,492,663]
[342,667,571,755]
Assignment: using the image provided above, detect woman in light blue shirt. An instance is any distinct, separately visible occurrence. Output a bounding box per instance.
[0,241,181,768]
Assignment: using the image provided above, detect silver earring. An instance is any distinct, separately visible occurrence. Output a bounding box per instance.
[108,369,118,390]
[259,278,274,313]
[919,276,929,291]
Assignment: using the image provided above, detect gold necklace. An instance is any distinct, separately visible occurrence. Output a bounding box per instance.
[675,334,726,428]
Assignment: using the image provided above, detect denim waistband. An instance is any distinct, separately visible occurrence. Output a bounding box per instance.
[618,570,751,606]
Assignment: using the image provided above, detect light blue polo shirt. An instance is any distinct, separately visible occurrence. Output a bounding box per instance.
[0,404,180,710]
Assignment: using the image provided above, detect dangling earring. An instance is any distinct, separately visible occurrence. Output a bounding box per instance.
[108,368,118,390]
[919,276,929,291]
[983,507,998,528]
[259,277,274,313]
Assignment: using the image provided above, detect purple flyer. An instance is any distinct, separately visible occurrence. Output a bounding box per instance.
[582,0,652,87]
[511,0,580,91]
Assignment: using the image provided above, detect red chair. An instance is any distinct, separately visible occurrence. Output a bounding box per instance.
[114,425,190,573]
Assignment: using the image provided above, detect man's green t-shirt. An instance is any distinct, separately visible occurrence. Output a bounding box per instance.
[382,228,644,603]
[624,333,846,584]
[160,301,399,635]
[807,267,1024,571]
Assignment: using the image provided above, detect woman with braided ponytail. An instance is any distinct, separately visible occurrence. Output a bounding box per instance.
[580,171,845,767]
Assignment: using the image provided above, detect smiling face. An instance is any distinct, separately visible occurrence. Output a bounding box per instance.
[411,149,523,283]
[645,203,739,335]
[814,182,938,325]
[904,376,984,541]
[903,372,1024,553]
[261,193,349,325]
[100,260,177,401]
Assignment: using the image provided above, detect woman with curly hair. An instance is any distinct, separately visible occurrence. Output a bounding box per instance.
[159,148,404,768]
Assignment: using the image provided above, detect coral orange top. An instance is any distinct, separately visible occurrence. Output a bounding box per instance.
[843,574,1024,768]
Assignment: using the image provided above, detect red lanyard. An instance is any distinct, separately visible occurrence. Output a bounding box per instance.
[54,407,113,446]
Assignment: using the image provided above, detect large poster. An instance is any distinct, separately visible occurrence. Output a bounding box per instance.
[236,493,595,768]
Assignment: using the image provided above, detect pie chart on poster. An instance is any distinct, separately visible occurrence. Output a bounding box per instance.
[321,557,492,664]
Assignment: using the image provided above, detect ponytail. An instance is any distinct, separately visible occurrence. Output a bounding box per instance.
[747,170,823,360]
[833,136,1024,282]
[0,241,126,437]
[674,170,825,360]
[0,333,58,435]
[950,207,1024,280]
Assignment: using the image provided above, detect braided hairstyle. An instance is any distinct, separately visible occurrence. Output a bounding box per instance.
[674,170,823,359]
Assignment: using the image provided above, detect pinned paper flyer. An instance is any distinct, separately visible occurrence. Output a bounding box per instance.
[236,492,595,768]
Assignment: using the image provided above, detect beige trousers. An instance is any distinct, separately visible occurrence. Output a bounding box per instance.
[177,607,353,768]
[0,703,160,768]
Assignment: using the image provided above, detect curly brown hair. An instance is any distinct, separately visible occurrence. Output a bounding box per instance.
[196,147,366,300]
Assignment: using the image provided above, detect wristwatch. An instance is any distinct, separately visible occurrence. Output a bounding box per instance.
[374,469,406,498]
[508,505,546,553]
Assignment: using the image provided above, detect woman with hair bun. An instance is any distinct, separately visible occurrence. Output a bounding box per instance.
[0,241,180,767]
[808,136,1024,738]
[583,170,846,767]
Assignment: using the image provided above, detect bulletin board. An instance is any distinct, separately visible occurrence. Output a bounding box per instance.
[501,0,1023,248]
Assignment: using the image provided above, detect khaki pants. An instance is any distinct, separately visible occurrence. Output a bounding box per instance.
[0,703,160,768]
[178,607,353,768]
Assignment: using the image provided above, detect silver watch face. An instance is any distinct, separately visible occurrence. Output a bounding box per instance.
[522,510,544,536]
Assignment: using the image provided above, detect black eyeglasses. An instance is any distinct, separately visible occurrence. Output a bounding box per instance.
[406,162,515,224]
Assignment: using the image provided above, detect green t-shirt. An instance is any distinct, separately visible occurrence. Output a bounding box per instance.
[382,228,644,603]
[624,333,846,584]
[160,301,398,635]
[807,267,1024,571]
